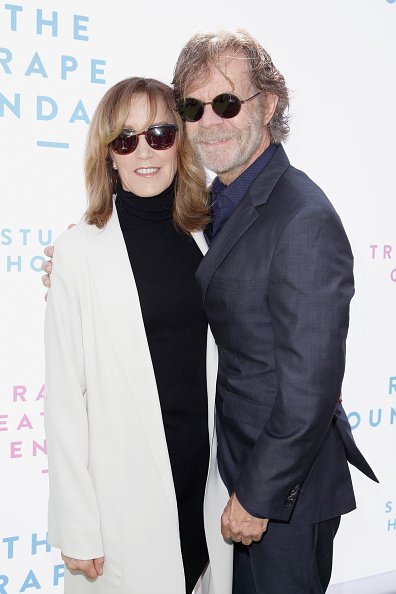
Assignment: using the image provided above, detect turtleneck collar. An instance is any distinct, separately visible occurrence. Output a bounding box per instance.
[115,179,175,222]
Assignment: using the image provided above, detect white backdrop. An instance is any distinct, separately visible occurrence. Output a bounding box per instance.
[1,0,395,592]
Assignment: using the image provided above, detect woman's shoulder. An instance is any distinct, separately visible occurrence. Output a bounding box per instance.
[53,216,116,270]
[54,218,107,249]
[52,219,98,269]
[54,222,84,252]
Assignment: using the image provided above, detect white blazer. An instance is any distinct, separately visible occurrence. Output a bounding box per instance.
[44,208,233,594]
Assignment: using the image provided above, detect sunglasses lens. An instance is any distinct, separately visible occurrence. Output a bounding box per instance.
[112,126,177,155]
[146,125,177,150]
[111,132,138,155]
[212,94,241,119]
[177,98,204,122]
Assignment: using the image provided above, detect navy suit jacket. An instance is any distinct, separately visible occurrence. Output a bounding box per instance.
[196,145,377,526]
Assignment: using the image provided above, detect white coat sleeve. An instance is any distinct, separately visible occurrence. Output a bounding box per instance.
[44,233,104,559]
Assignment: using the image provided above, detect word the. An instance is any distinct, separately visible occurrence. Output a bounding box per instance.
[3,5,89,40]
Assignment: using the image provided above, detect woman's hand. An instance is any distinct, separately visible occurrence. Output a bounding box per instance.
[61,552,104,579]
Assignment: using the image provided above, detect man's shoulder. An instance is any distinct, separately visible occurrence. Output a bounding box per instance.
[281,164,329,201]
[269,162,337,217]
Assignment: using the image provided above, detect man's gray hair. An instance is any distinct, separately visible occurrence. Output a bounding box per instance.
[172,29,290,144]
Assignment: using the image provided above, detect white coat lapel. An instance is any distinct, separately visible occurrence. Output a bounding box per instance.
[80,208,178,520]
[191,229,209,256]
[191,230,216,442]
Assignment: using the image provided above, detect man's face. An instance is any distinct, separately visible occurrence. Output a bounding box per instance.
[184,56,275,184]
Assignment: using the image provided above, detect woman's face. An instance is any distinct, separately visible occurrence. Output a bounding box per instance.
[111,94,178,197]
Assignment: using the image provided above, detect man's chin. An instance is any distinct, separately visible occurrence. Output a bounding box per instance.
[197,151,236,174]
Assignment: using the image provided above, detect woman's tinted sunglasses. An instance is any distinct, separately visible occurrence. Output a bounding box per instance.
[111,124,178,155]
[176,92,260,123]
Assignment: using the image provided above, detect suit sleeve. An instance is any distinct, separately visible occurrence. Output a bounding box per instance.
[234,204,354,521]
[44,234,104,559]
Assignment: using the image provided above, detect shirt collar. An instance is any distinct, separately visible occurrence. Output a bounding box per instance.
[211,143,277,207]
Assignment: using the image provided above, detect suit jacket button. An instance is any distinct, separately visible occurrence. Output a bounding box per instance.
[285,495,295,507]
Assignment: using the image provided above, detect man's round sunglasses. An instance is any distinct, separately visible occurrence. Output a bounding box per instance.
[111,124,178,155]
[175,91,261,123]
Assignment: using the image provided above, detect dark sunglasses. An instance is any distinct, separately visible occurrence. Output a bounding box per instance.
[176,91,261,122]
[111,124,178,155]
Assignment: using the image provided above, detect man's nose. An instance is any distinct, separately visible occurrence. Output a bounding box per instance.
[199,103,224,128]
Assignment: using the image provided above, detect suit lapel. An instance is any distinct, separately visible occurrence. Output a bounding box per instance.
[195,201,259,301]
[80,207,178,520]
[196,144,290,300]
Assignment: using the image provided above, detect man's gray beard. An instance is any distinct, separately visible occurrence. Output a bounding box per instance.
[189,113,265,175]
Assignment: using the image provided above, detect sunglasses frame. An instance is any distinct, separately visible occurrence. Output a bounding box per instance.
[111,124,178,155]
[176,91,261,122]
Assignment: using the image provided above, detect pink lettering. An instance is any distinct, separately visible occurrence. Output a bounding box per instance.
[36,385,46,401]
[17,414,33,430]
[33,439,47,456]
[13,385,27,402]
[370,244,378,259]
[10,441,23,458]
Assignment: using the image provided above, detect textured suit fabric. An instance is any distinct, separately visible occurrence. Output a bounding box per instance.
[233,516,341,593]
[196,144,377,529]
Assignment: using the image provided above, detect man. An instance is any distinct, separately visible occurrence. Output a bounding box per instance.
[42,29,377,593]
[172,30,377,593]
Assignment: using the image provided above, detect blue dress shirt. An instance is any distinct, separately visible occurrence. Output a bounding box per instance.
[209,143,277,239]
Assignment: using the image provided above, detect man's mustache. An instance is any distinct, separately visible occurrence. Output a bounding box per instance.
[190,130,240,144]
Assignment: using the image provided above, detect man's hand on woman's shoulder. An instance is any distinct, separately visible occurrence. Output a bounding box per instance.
[41,225,75,298]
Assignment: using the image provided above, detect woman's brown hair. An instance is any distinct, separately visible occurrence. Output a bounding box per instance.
[84,77,210,232]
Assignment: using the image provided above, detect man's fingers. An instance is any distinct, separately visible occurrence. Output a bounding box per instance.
[221,523,232,540]
[41,253,52,298]
[68,223,76,229]
[41,274,50,288]
[41,260,52,274]
[222,494,269,545]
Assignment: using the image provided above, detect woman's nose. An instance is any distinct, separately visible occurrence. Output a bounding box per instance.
[134,133,154,158]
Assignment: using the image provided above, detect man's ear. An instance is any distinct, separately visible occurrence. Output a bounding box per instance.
[263,92,279,125]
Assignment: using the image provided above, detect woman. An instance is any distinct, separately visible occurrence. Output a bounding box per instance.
[44,77,232,594]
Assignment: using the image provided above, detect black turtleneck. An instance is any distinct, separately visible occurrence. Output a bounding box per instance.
[115,181,209,593]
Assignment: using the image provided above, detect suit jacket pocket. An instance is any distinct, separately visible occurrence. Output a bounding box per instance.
[222,390,273,428]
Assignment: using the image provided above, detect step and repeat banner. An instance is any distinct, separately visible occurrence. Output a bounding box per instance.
[1,0,395,592]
